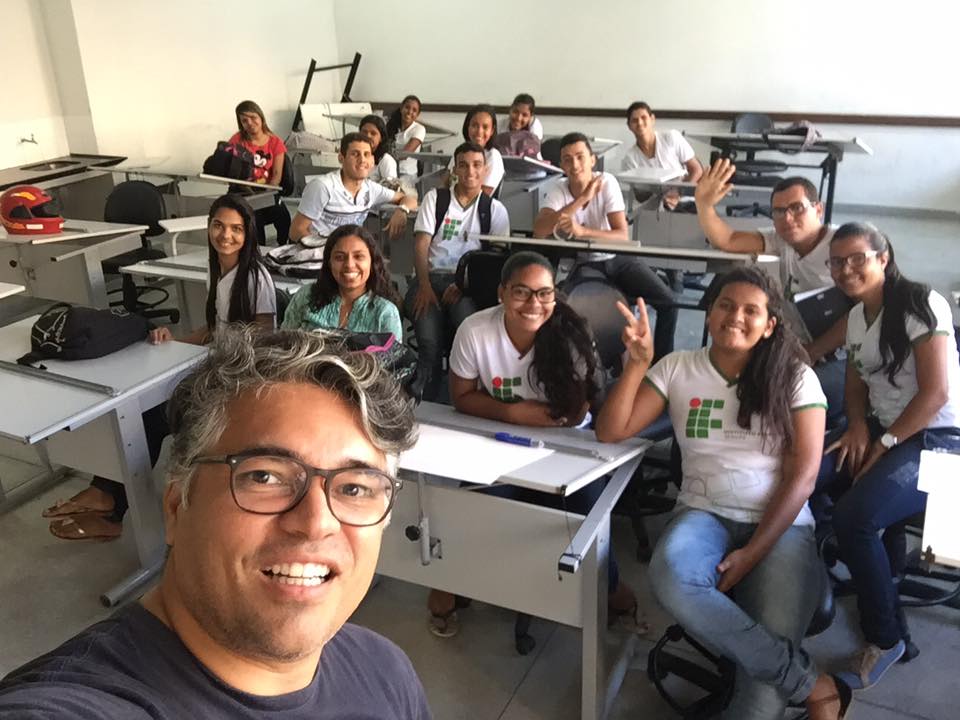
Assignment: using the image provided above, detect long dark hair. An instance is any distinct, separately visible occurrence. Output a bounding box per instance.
[204,194,268,330]
[309,224,399,311]
[705,266,807,448]
[462,104,498,150]
[832,222,934,385]
[501,252,600,420]
[385,95,421,139]
[359,114,393,163]
[235,100,271,140]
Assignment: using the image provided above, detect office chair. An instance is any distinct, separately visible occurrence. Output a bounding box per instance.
[101,181,180,323]
[539,137,562,168]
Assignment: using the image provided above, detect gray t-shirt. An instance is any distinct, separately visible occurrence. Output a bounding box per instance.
[0,604,432,719]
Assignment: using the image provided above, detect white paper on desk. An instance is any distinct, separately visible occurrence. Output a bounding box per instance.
[917,450,960,566]
[399,424,553,485]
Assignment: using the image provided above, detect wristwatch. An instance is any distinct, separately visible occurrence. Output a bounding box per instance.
[880,432,899,449]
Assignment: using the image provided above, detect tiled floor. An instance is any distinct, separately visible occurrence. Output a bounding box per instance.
[1,211,959,718]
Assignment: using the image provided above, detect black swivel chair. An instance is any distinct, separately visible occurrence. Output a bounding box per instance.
[719,113,788,219]
[539,137,562,168]
[101,181,180,323]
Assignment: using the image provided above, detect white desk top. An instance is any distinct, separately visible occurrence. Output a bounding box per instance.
[159,216,207,233]
[616,167,685,185]
[684,131,873,155]
[0,220,148,246]
[0,316,207,444]
[0,283,26,300]
[198,173,281,192]
[411,402,648,496]
[120,250,305,295]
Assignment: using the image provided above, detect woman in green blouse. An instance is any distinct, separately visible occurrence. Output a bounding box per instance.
[282,223,403,339]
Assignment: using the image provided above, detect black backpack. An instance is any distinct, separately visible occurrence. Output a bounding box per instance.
[202,141,255,181]
[17,303,152,366]
[433,188,493,237]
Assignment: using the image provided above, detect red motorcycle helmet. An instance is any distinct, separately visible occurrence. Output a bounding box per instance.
[0,185,64,235]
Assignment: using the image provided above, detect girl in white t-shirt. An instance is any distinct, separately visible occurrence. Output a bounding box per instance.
[358,114,399,189]
[821,223,960,691]
[386,94,426,181]
[597,267,849,719]
[449,104,504,196]
[508,92,543,139]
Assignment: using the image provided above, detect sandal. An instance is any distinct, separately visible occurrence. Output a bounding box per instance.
[608,600,651,635]
[428,593,471,639]
[49,514,122,541]
[806,674,853,720]
[42,498,113,519]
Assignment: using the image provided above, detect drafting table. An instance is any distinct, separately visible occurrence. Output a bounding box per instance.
[158,215,207,256]
[378,402,650,720]
[194,174,279,212]
[0,220,148,307]
[322,112,456,148]
[0,316,207,605]
[685,131,873,223]
[481,233,780,275]
[498,157,564,235]
[0,282,25,300]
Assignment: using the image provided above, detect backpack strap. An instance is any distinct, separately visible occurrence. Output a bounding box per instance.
[432,188,452,238]
[478,192,493,235]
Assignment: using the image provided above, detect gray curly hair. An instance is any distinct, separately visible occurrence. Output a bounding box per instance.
[165,327,418,501]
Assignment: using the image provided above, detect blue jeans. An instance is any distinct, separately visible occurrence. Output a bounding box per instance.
[813,355,846,430]
[649,508,821,720]
[829,422,960,647]
[404,272,477,402]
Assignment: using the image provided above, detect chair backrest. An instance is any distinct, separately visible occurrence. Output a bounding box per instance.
[103,180,166,239]
[539,137,563,168]
[731,113,775,134]
[562,275,628,374]
[275,287,292,325]
[455,250,507,310]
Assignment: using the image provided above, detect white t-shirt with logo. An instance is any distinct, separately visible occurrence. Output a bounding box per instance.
[395,121,427,178]
[449,305,549,403]
[369,153,398,184]
[214,264,277,331]
[760,224,837,301]
[297,171,396,238]
[446,148,506,193]
[541,171,626,262]
[621,130,695,174]
[846,290,960,429]
[645,348,826,526]
[413,188,510,272]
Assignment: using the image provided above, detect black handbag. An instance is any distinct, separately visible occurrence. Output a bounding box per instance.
[325,329,423,403]
[17,303,151,366]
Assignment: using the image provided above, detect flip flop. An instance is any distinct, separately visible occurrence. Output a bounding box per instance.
[42,498,114,519]
[49,514,122,541]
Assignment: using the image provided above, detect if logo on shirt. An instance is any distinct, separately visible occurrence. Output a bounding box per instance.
[441,217,463,241]
[686,397,724,438]
[492,376,523,402]
[848,342,864,372]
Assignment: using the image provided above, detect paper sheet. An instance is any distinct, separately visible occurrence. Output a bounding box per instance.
[399,424,553,485]
[917,450,960,567]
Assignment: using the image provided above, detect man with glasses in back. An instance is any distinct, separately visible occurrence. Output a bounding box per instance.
[695,159,847,422]
[0,328,430,719]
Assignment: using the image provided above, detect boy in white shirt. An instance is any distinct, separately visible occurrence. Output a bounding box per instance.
[290,133,416,243]
[405,141,511,401]
[533,132,678,360]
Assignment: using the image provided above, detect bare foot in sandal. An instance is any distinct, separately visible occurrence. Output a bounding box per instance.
[49,513,122,541]
[42,486,115,518]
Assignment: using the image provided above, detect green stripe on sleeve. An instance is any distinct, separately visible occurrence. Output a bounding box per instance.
[792,403,828,412]
[643,376,668,404]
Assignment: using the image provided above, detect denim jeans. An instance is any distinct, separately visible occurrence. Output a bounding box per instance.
[829,422,960,647]
[648,508,821,720]
[813,355,846,430]
[598,255,678,361]
[404,272,477,402]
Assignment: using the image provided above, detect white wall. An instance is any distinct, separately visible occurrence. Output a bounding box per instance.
[333,0,960,213]
[0,0,70,170]
[67,0,342,173]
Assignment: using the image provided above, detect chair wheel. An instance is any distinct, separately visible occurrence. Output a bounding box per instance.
[515,633,536,655]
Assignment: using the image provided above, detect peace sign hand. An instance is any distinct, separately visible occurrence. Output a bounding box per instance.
[616,298,654,366]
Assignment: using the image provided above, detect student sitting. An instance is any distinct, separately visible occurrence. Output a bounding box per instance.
[281,223,402,339]
[359,114,400,189]
[405,141,510,401]
[819,223,960,691]
[229,100,290,244]
[533,132,678,360]
[426,251,637,637]
[45,194,276,541]
[289,132,415,244]
[508,92,543,139]
[446,104,505,196]
[596,267,850,720]
[622,100,702,210]
[695,161,847,426]
[386,94,426,186]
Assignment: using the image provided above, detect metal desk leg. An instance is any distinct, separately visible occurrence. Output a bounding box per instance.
[101,398,166,606]
[822,154,839,225]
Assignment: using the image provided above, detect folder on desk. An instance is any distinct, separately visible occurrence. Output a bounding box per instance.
[794,285,853,339]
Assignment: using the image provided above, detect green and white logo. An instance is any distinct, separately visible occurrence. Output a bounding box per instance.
[492,375,523,402]
[686,397,724,439]
[441,217,463,241]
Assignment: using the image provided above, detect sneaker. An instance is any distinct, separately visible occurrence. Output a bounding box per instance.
[835,640,905,690]
[429,611,459,639]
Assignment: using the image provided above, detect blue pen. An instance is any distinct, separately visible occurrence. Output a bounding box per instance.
[494,432,606,460]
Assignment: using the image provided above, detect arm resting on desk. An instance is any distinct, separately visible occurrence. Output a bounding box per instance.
[450,373,576,427]
[290,212,314,242]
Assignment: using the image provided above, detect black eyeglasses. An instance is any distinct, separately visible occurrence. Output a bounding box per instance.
[508,284,556,303]
[827,250,880,271]
[191,453,402,527]
[771,201,813,220]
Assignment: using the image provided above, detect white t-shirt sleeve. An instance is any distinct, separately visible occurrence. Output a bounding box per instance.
[484,149,505,190]
[490,200,510,236]
[411,122,427,143]
[670,129,696,164]
[378,154,398,181]
[449,321,480,379]
[621,147,640,172]
[368,181,397,209]
[907,291,954,341]
[541,179,567,212]
[530,117,544,140]
[413,189,437,236]
[759,227,783,255]
[297,177,329,220]
[643,353,678,402]
[254,267,278,322]
[791,364,827,410]
[600,173,626,215]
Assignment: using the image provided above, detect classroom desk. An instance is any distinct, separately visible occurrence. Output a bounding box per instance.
[120,249,305,330]
[379,402,650,720]
[193,174,278,211]
[0,220,148,307]
[0,282,25,300]
[481,234,780,275]
[0,316,207,605]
